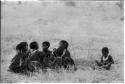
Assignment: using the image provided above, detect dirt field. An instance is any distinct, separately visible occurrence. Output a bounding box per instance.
[1,0,124,83]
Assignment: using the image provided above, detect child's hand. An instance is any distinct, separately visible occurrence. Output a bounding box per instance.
[102,63,111,69]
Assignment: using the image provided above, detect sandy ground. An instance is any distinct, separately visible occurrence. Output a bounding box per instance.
[1,1,124,83]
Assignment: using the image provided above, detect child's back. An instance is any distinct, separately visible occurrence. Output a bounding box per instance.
[25,41,44,72]
[9,52,23,73]
[26,50,44,71]
[9,42,28,73]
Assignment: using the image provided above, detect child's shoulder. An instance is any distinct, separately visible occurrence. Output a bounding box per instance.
[16,52,24,57]
[65,49,70,53]
[108,55,113,58]
[108,55,114,60]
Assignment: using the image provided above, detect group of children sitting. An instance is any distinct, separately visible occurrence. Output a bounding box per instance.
[9,40,76,74]
[8,40,114,74]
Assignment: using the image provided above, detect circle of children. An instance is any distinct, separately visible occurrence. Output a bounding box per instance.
[9,40,114,75]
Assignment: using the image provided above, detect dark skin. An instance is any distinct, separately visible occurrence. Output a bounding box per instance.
[95,50,114,70]
[54,42,67,57]
[52,41,74,69]
[95,51,108,63]
[9,43,29,73]
[42,44,53,68]
[102,51,114,69]
[42,44,49,52]
[102,51,108,58]
[25,45,28,52]
[51,42,65,69]
[24,49,44,72]
[59,41,66,50]
[95,51,108,65]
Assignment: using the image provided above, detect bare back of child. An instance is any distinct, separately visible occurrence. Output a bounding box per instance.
[9,42,29,73]
[25,41,44,72]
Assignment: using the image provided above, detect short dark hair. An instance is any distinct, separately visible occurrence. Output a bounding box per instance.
[30,41,39,50]
[16,42,28,53]
[102,47,109,53]
[42,41,50,47]
[60,40,69,49]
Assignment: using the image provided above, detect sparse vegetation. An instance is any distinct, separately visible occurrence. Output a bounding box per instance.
[1,1,124,83]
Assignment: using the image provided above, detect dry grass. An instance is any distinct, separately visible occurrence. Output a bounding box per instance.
[1,1,124,83]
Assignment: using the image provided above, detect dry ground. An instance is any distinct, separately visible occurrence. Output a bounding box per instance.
[1,0,124,83]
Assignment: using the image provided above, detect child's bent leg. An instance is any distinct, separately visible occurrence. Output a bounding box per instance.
[103,64,111,70]
[95,60,102,67]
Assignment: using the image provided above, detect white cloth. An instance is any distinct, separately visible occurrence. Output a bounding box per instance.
[102,54,109,61]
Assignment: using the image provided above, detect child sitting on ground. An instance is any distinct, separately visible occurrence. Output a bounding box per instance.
[9,42,29,73]
[52,40,76,70]
[25,41,43,72]
[41,41,52,69]
[95,47,114,70]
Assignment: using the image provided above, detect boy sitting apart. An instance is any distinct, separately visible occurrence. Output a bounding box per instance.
[95,47,114,70]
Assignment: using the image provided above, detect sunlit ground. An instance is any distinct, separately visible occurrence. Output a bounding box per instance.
[1,1,124,83]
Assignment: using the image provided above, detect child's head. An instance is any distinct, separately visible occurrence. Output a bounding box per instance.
[42,41,50,51]
[59,40,69,49]
[102,47,109,57]
[30,41,39,50]
[16,42,28,53]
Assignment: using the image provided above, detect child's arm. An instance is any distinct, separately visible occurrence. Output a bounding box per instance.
[109,55,114,64]
[61,49,66,57]
[19,58,22,66]
[62,49,71,58]
[19,54,26,67]
[11,53,20,62]
[102,63,111,70]
[52,48,57,57]
[101,56,103,63]
[11,56,17,62]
